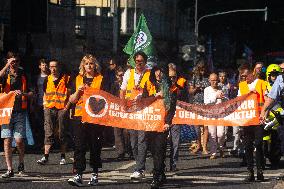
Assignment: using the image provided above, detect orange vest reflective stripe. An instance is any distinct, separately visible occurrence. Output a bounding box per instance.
[74,74,103,117]
[44,74,70,109]
[4,74,27,109]
[125,69,150,100]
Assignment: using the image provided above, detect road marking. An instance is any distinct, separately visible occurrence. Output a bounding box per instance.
[115,161,136,170]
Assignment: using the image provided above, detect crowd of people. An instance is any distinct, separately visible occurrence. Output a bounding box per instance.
[1,50,284,189]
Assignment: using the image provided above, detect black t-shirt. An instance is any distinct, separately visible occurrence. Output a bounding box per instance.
[70,77,94,94]
[43,74,72,93]
[70,75,107,94]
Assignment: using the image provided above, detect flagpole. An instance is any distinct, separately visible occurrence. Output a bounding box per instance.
[134,0,137,30]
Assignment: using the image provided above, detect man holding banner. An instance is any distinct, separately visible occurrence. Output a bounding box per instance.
[238,64,266,182]
[0,52,33,178]
[120,51,150,179]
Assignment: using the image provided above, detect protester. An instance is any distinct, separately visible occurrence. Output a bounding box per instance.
[103,58,117,146]
[204,73,226,159]
[142,65,177,189]
[120,51,150,179]
[168,63,187,171]
[31,58,49,149]
[111,66,133,160]
[218,71,238,154]
[0,52,33,178]
[238,63,266,182]
[37,60,71,166]
[188,60,210,154]
[253,61,263,79]
[67,54,105,186]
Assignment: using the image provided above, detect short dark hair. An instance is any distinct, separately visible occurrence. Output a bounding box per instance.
[39,58,47,65]
[7,51,20,60]
[133,51,148,62]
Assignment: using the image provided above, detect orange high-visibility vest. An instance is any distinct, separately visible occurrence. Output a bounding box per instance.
[4,74,27,109]
[74,74,103,117]
[125,69,150,99]
[44,74,70,109]
[171,77,186,92]
[146,80,157,96]
[239,79,267,110]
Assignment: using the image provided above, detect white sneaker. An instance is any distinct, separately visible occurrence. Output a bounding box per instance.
[68,174,83,187]
[60,158,66,165]
[88,173,98,186]
[130,171,145,180]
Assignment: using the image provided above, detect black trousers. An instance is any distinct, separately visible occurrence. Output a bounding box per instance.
[147,131,168,176]
[72,120,104,174]
[243,126,264,171]
[114,128,131,156]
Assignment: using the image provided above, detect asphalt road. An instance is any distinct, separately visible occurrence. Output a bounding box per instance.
[0,144,283,189]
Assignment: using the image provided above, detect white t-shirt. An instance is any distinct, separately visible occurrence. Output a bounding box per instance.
[120,69,144,90]
[237,79,259,96]
[204,86,222,105]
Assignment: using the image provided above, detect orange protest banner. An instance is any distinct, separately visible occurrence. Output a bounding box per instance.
[82,88,166,132]
[0,92,15,125]
[82,90,260,132]
[173,93,260,126]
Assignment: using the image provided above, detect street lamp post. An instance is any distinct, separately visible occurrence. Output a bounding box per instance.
[193,0,268,65]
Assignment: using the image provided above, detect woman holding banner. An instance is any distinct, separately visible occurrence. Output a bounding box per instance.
[67,54,105,187]
[142,65,177,189]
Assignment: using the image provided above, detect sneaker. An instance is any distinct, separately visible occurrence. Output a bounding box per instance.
[37,157,48,165]
[68,174,83,187]
[1,170,14,178]
[88,173,98,186]
[18,163,25,174]
[130,171,145,180]
[60,158,66,165]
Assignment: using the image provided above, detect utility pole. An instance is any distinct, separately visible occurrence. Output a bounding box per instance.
[134,0,137,30]
[194,0,198,65]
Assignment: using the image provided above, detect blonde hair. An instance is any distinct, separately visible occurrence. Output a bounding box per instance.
[79,54,101,76]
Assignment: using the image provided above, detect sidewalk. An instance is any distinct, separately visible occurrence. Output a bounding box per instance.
[274,181,284,189]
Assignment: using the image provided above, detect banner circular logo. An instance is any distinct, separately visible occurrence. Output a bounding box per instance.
[85,95,108,118]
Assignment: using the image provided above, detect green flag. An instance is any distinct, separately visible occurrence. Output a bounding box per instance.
[123,14,154,67]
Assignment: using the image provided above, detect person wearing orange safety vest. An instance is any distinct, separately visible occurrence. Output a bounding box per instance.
[237,64,266,182]
[120,51,150,180]
[36,60,71,166]
[0,52,33,178]
[168,63,187,172]
[67,54,106,187]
